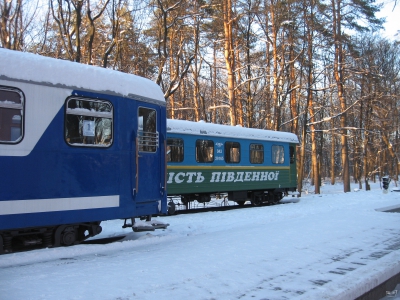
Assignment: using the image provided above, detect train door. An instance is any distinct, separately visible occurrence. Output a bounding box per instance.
[135,105,164,209]
[289,144,297,188]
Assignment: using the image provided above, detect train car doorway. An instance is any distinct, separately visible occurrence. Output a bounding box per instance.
[135,105,164,208]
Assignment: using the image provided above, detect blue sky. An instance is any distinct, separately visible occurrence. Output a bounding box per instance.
[377,0,400,38]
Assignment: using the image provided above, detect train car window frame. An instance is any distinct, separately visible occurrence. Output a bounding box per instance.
[138,107,158,153]
[196,139,214,163]
[65,97,113,147]
[225,141,240,163]
[272,145,285,164]
[167,138,184,162]
[250,143,264,164]
[0,86,24,144]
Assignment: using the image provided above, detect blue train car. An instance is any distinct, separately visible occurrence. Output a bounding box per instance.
[166,119,298,212]
[0,49,168,253]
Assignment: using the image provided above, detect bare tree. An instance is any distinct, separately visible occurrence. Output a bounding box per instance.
[0,0,39,50]
[151,0,195,102]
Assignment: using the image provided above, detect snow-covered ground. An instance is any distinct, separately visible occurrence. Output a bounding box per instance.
[1,180,400,300]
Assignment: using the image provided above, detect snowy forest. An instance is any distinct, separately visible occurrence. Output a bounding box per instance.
[1,0,399,194]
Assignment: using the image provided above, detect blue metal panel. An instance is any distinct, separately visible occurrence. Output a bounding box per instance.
[0,89,166,231]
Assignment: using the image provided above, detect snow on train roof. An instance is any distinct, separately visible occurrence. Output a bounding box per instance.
[0,49,164,103]
[167,119,299,143]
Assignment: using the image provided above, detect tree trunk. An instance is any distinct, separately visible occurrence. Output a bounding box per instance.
[330,119,336,185]
[212,42,218,123]
[73,0,83,62]
[332,0,350,192]
[223,0,236,125]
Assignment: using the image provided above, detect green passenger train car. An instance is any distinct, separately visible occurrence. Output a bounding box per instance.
[166,119,299,211]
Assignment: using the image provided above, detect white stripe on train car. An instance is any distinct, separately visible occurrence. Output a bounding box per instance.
[0,81,66,156]
[0,195,119,215]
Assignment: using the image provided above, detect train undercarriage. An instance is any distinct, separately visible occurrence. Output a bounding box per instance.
[167,188,294,215]
[0,222,102,254]
[0,216,169,254]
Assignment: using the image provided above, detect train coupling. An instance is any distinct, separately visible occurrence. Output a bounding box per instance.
[288,191,300,197]
[123,218,169,232]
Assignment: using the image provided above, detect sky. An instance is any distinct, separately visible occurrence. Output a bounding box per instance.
[0,180,399,300]
[377,0,400,39]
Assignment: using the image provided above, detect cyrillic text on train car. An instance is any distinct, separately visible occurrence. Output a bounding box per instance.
[167,171,280,184]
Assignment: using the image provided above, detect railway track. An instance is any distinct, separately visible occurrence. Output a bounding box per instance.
[167,193,300,215]
[168,201,278,215]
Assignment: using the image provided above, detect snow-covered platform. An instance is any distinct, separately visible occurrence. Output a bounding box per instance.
[0,182,399,300]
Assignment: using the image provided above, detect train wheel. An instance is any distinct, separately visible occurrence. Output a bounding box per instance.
[54,225,78,247]
[181,195,190,206]
[274,192,284,202]
[0,234,4,254]
[61,226,77,246]
[168,201,176,215]
[199,194,211,203]
[251,198,262,206]
[267,191,283,204]
[1,234,12,253]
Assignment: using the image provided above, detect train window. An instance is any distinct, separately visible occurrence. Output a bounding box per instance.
[272,145,285,164]
[196,139,214,163]
[290,146,295,164]
[0,86,24,144]
[65,98,113,147]
[225,141,240,163]
[138,107,158,152]
[167,138,184,162]
[250,144,264,164]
